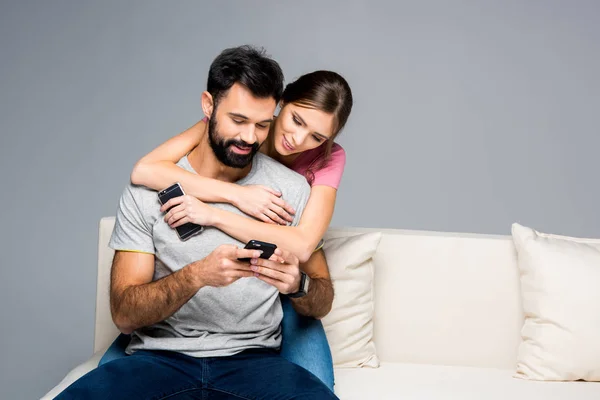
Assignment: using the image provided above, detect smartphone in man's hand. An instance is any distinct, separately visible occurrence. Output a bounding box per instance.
[237,240,277,262]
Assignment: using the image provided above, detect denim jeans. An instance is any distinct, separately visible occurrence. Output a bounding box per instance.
[99,295,335,391]
[56,348,338,399]
[279,296,334,390]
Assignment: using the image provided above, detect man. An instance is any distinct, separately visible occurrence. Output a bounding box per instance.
[56,46,337,399]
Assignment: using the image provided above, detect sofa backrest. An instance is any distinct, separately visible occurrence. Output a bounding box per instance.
[96,217,524,369]
[95,217,120,354]
[323,227,524,370]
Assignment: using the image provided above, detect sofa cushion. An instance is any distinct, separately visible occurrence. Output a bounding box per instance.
[321,232,382,368]
[40,351,103,399]
[334,362,600,400]
[43,356,600,400]
[511,223,600,381]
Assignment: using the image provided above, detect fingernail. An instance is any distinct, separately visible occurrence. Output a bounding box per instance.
[254,273,259,277]
[250,258,257,264]
[251,265,258,271]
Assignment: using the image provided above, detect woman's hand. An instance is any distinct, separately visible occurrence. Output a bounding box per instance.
[233,185,296,225]
[161,195,215,228]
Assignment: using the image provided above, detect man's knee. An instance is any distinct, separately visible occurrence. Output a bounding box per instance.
[56,353,198,399]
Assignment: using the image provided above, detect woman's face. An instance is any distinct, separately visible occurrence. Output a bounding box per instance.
[273,102,336,157]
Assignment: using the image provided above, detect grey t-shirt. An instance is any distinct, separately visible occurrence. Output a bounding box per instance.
[108,153,310,358]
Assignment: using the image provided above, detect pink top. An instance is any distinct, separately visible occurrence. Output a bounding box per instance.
[290,143,346,189]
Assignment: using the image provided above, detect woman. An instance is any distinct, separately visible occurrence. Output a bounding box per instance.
[101,70,353,391]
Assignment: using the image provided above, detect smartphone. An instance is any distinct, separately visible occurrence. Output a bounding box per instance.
[237,240,277,262]
[157,183,204,241]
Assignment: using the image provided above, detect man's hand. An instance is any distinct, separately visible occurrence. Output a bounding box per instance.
[249,248,302,294]
[250,248,334,319]
[192,244,261,288]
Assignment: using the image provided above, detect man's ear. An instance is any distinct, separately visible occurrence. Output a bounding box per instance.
[201,91,214,118]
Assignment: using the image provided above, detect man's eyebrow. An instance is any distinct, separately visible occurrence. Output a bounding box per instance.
[228,112,273,124]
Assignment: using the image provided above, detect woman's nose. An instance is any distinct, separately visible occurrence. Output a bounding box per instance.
[292,129,309,147]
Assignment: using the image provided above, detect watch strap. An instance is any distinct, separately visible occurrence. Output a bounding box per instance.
[287,271,309,298]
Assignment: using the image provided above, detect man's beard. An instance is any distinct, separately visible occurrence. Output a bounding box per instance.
[208,114,260,169]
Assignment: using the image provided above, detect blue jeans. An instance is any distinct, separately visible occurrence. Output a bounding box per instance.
[99,296,335,391]
[56,348,337,399]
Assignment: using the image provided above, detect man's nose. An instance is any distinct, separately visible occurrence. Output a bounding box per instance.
[239,124,258,145]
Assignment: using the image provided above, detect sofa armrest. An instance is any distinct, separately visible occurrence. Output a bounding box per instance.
[40,351,103,399]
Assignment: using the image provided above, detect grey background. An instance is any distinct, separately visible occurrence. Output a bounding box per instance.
[1,0,598,398]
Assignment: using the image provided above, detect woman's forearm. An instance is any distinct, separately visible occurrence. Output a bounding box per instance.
[211,208,316,263]
[131,161,240,204]
[210,186,338,262]
[129,119,241,203]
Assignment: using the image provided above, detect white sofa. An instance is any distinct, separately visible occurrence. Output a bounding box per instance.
[43,217,599,399]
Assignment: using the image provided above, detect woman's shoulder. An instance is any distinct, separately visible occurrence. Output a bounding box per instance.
[290,142,346,177]
[306,142,347,189]
[330,142,345,154]
[329,143,345,161]
[308,142,345,163]
[316,142,345,169]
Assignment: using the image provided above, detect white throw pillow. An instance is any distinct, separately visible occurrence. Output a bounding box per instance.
[511,223,600,381]
[321,232,382,368]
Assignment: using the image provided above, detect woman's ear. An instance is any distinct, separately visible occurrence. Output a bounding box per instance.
[201,91,214,118]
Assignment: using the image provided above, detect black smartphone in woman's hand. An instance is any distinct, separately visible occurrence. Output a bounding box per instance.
[157,182,204,241]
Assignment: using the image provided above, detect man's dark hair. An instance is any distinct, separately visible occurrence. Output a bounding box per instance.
[207,45,284,107]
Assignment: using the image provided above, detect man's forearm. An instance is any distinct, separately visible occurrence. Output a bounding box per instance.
[290,277,334,319]
[111,264,200,334]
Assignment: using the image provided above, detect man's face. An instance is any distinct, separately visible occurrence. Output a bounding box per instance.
[208,83,276,168]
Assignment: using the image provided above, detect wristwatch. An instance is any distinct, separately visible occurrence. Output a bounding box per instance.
[287,272,310,298]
